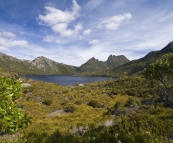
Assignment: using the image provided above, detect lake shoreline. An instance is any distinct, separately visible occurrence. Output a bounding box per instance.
[24,75,115,86]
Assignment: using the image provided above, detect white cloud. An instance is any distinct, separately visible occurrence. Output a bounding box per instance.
[43,35,66,44]
[0,37,28,49]
[89,39,100,45]
[0,31,16,38]
[55,39,65,44]
[83,29,92,35]
[99,13,132,30]
[43,36,55,42]
[86,0,104,10]
[38,0,82,37]
[0,46,8,51]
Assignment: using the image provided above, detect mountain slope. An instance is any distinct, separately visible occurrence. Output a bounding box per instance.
[112,41,173,76]
[0,53,78,75]
[79,55,130,73]
[0,52,129,75]
[1,41,172,76]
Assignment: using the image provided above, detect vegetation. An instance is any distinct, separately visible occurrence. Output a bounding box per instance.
[0,72,31,135]
[144,53,173,100]
[1,50,173,142]
[0,74,172,142]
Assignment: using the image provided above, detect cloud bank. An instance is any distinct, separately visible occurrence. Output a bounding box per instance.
[98,13,132,30]
[38,0,82,37]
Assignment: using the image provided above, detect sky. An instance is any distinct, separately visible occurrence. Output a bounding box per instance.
[0,0,173,66]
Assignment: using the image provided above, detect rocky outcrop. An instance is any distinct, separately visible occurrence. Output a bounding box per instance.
[31,56,59,71]
[107,55,130,63]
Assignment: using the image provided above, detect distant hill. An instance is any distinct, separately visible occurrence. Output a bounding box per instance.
[0,52,129,75]
[1,41,172,76]
[111,41,173,76]
[0,53,78,75]
[79,55,130,73]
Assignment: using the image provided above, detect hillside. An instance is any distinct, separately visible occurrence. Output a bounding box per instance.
[110,41,173,76]
[0,53,78,75]
[0,53,129,75]
[79,55,130,73]
[0,41,172,76]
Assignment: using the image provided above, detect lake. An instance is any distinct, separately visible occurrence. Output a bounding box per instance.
[24,75,113,86]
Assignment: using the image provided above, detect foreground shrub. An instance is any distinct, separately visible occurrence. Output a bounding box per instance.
[0,73,31,135]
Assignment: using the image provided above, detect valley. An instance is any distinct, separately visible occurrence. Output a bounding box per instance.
[0,42,173,143]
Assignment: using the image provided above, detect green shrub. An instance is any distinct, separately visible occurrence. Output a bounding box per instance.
[42,99,53,106]
[64,105,76,113]
[114,102,121,109]
[74,100,82,105]
[88,100,102,108]
[125,97,141,107]
[0,73,31,134]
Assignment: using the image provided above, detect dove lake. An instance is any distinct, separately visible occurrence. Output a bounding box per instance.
[24,75,114,86]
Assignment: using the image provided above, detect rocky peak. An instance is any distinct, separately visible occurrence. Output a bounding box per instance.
[87,57,99,63]
[34,56,48,62]
[158,41,173,55]
[32,56,58,71]
[107,55,130,63]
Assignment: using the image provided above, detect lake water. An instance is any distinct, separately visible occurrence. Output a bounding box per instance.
[24,75,112,86]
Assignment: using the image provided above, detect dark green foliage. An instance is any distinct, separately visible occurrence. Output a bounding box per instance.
[114,102,121,109]
[125,97,141,107]
[64,105,76,113]
[143,53,173,100]
[42,99,53,106]
[88,100,102,108]
[74,100,82,105]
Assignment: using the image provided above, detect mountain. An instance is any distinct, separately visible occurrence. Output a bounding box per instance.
[0,52,129,75]
[107,55,129,64]
[0,53,78,75]
[79,55,130,73]
[111,41,173,76]
[1,41,172,76]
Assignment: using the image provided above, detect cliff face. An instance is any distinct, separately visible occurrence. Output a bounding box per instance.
[107,55,130,63]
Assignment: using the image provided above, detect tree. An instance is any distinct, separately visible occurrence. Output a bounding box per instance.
[0,72,31,134]
[143,53,173,100]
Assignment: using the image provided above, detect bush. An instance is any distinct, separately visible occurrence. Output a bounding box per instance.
[64,105,76,113]
[42,99,53,106]
[125,97,141,107]
[88,100,102,108]
[114,102,121,109]
[74,100,82,105]
[0,73,31,134]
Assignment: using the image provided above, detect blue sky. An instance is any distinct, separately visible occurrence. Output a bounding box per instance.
[0,0,173,66]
